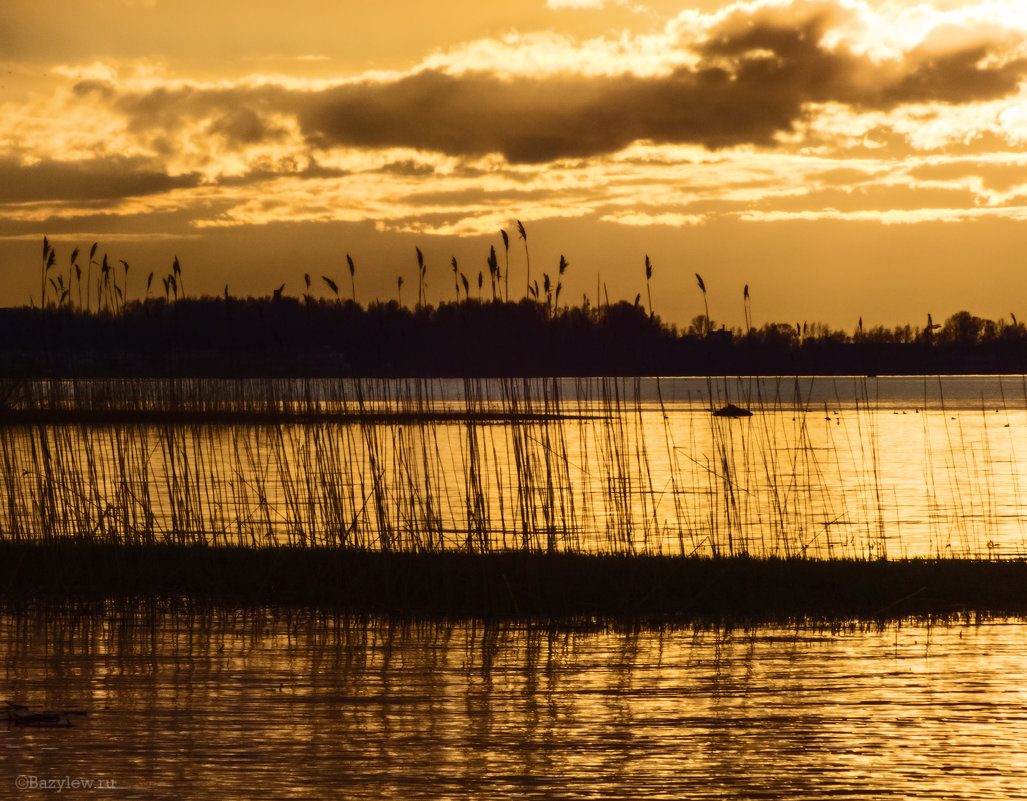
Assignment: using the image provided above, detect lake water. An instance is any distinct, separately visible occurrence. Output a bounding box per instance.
[3,607,1027,800]
[5,377,1027,799]
[4,375,1027,558]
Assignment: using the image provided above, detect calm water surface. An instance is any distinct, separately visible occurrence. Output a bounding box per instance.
[3,607,1027,800]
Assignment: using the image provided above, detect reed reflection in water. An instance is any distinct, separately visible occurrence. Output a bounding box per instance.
[3,605,1027,799]
[3,376,1027,558]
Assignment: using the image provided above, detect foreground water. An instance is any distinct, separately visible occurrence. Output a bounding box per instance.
[3,607,1027,800]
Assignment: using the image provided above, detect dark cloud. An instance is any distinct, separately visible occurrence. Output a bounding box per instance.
[75,82,292,138]
[73,9,1027,165]
[873,46,1026,107]
[207,107,284,145]
[0,209,206,239]
[294,33,1025,162]
[397,185,576,207]
[71,79,117,102]
[214,158,351,186]
[294,66,799,162]
[0,150,350,208]
[375,159,436,177]
[0,156,201,203]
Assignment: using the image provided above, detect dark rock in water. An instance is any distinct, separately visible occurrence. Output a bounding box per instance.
[713,403,752,418]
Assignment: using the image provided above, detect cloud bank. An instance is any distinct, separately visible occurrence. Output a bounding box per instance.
[4,0,1027,236]
[68,8,1027,165]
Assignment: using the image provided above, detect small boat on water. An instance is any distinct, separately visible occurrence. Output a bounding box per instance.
[712,403,752,418]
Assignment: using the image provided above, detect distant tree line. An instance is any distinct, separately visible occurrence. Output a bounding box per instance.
[3,295,1027,378]
[8,235,1027,376]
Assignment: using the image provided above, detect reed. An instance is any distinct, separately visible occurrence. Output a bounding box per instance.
[0,375,1020,562]
[501,229,510,302]
[645,255,654,319]
[517,220,530,300]
[416,247,426,310]
[696,273,709,337]
[347,254,356,303]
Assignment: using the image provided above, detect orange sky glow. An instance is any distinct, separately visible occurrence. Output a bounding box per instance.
[3,0,1027,331]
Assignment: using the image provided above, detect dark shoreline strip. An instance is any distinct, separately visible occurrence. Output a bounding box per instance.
[3,542,1027,622]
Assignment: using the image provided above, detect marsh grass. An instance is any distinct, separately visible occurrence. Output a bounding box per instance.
[3,541,1027,620]
[0,375,1023,562]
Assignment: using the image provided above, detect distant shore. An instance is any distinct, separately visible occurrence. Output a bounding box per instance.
[3,299,1026,377]
[3,542,1026,622]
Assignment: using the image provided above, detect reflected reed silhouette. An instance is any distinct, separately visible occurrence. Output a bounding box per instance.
[3,604,1026,800]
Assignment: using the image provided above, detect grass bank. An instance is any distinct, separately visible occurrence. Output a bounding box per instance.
[2,541,1026,622]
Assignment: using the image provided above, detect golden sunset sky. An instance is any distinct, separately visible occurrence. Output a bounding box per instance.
[3,0,1027,330]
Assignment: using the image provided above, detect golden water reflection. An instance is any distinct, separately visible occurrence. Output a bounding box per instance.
[3,605,1027,799]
